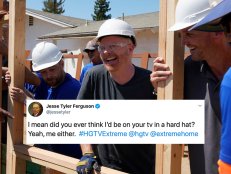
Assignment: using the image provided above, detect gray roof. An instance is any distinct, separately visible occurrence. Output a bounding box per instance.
[26,8,86,27]
[38,12,159,39]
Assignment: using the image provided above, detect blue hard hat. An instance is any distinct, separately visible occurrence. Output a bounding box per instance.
[190,0,231,31]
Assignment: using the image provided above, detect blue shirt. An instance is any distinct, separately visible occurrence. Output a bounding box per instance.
[27,73,81,99]
[220,67,231,164]
[80,63,94,83]
[26,73,82,158]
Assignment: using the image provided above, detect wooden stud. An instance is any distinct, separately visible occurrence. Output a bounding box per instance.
[156,0,184,174]
[62,53,84,80]
[0,0,3,173]
[14,144,127,174]
[6,0,26,173]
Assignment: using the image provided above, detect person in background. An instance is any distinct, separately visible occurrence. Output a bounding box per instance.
[76,19,156,174]
[80,39,102,83]
[190,0,231,173]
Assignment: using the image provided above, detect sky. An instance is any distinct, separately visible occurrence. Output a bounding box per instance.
[26,0,160,20]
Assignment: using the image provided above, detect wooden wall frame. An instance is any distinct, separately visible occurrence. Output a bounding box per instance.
[156,0,185,174]
[5,0,185,173]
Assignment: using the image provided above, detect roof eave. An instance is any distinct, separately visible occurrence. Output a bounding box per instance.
[38,27,159,40]
[26,10,76,28]
[38,32,98,40]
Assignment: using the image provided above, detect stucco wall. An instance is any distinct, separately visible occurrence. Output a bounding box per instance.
[25,15,64,50]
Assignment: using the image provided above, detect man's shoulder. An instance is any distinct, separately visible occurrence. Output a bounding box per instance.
[184,56,202,67]
[82,63,93,71]
[64,73,81,87]
[223,68,231,85]
[86,64,106,75]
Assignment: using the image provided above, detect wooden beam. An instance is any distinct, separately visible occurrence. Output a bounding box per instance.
[0,0,3,173]
[62,53,84,80]
[155,1,167,173]
[156,0,184,174]
[6,0,26,174]
[14,145,127,174]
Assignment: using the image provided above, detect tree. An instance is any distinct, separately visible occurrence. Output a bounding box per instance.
[92,0,111,21]
[42,0,65,14]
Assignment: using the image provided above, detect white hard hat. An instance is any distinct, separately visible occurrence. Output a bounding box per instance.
[96,18,136,45]
[32,41,62,71]
[190,0,231,31]
[169,0,221,31]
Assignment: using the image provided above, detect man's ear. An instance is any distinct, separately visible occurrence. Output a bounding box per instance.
[128,44,135,53]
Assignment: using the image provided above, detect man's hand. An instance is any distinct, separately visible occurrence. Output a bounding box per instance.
[150,57,172,90]
[9,87,26,103]
[76,153,101,174]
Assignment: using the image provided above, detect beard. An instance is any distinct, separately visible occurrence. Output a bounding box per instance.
[45,74,64,87]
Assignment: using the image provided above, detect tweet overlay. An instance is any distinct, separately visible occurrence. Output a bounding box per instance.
[26,100,204,144]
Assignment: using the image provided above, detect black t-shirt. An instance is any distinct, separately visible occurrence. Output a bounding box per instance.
[78,64,156,100]
[78,65,156,174]
[184,56,221,174]
[184,56,207,174]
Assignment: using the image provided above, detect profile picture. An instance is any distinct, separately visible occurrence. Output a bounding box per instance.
[28,102,43,117]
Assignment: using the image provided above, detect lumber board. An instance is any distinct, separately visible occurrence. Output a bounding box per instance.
[156,0,184,174]
[0,0,3,173]
[6,0,26,173]
[155,0,167,173]
[15,144,127,174]
[62,53,84,80]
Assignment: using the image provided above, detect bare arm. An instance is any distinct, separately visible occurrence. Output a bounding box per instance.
[80,144,94,155]
[9,87,34,103]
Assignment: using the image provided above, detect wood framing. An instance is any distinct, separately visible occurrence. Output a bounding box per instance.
[62,53,84,80]
[5,0,186,173]
[6,0,26,173]
[132,52,158,69]
[156,0,185,174]
[0,0,3,172]
[14,145,127,174]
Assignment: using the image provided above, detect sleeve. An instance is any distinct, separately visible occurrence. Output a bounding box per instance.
[218,159,231,174]
[220,69,231,164]
[80,67,86,84]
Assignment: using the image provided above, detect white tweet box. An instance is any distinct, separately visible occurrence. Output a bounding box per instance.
[26,100,204,144]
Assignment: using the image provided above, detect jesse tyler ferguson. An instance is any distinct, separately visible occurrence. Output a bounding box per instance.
[46,103,95,109]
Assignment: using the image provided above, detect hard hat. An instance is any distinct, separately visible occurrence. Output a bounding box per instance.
[96,18,136,46]
[190,0,231,31]
[168,0,221,31]
[31,41,62,71]
[83,39,98,52]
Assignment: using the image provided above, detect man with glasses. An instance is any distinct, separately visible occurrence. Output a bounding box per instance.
[80,39,102,83]
[77,19,156,174]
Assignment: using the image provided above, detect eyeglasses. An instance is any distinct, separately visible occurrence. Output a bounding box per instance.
[98,42,129,53]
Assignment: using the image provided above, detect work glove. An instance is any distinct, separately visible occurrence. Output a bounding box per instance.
[76,152,101,174]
